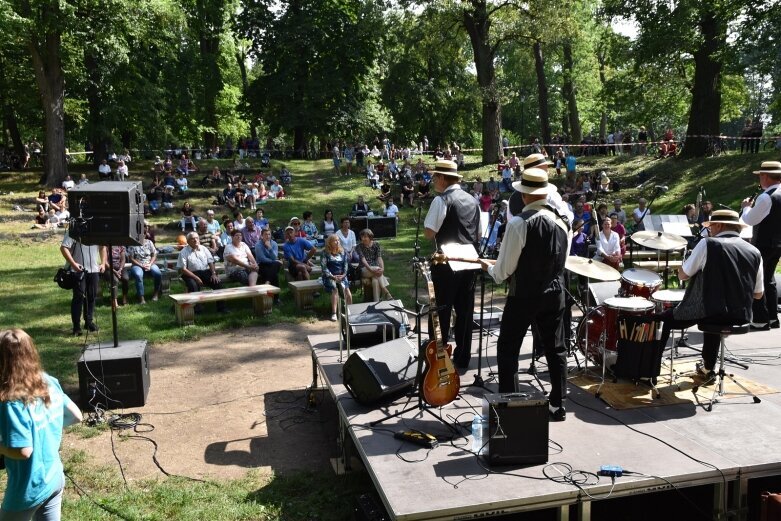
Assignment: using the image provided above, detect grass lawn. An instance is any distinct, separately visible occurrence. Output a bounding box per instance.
[0,148,778,519]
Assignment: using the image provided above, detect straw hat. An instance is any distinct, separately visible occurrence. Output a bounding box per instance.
[430,159,462,178]
[752,161,781,176]
[522,153,553,170]
[701,209,748,228]
[512,168,554,195]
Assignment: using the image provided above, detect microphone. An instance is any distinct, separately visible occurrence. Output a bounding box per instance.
[716,203,732,210]
[654,185,669,192]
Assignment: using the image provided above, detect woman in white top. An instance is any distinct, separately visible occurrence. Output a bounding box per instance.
[593,219,622,269]
[321,209,337,237]
[336,216,358,262]
[223,229,258,286]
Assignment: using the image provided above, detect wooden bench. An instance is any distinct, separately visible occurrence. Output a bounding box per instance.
[169,284,281,325]
[288,279,323,310]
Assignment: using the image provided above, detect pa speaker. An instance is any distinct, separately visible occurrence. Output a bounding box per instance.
[67,181,144,246]
[342,337,417,405]
[343,299,407,348]
[77,340,150,409]
[67,181,143,215]
[483,391,549,466]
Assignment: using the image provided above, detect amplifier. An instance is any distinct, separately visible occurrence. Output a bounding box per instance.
[77,340,150,409]
[482,391,549,466]
[343,299,408,348]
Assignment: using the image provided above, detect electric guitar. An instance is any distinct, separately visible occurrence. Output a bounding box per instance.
[429,252,486,266]
[418,261,460,406]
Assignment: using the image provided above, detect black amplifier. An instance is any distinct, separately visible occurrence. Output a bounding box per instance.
[482,391,549,466]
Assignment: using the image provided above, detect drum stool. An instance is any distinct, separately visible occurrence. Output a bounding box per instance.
[692,323,761,411]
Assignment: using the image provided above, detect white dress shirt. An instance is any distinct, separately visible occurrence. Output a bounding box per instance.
[682,231,763,293]
[741,183,780,226]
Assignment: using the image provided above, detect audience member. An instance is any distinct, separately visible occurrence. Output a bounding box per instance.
[301,211,319,241]
[180,201,198,231]
[255,228,282,296]
[106,245,130,307]
[321,209,336,237]
[633,197,650,231]
[241,217,262,253]
[321,234,352,321]
[352,195,371,216]
[176,233,225,310]
[593,218,622,269]
[336,217,358,262]
[128,235,162,304]
[282,226,316,281]
[61,175,75,191]
[254,208,269,230]
[224,229,259,286]
[356,228,392,301]
[197,219,220,258]
[98,159,112,180]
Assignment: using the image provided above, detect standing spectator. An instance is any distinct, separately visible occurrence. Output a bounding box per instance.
[343,143,354,175]
[632,198,650,231]
[332,142,341,175]
[60,231,106,335]
[224,229,259,286]
[128,235,162,304]
[0,329,83,521]
[177,233,225,309]
[321,234,352,321]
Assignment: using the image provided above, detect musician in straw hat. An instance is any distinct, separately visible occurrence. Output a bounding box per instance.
[424,159,481,369]
[741,160,781,330]
[658,209,763,380]
[479,168,571,421]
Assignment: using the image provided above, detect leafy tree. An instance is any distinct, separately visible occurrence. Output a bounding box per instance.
[237,0,381,152]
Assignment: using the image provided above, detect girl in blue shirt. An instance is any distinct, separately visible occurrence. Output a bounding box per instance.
[0,329,83,521]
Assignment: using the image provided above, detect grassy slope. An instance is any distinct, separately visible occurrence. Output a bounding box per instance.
[0,149,778,519]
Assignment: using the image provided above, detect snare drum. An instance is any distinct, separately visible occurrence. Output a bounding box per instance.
[578,297,656,366]
[651,289,685,312]
[619,268,662,299]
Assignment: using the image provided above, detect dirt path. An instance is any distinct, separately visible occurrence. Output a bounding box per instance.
[67,322,338,482]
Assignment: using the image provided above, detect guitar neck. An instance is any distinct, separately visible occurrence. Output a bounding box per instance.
[426,280,443,348]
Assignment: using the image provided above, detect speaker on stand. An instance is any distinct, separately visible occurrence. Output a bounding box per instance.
[68,182,151,409]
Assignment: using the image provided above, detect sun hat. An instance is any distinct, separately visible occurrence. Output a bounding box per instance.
[429,159,462,178]
[522,153,553,170]
[512,168,554,195]
[701,209,748,228]
[752,161,781,175]
[289,216,301,225]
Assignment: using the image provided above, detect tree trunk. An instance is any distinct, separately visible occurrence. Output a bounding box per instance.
[680,9,725,159]
[28,7,67,187]
[3,105,25,159]
[533,41,551,147]
[562,42,582,145]
[597,47,607,140]
[293,126,305,152]
[462,1,501,164]
[84,50,110,164]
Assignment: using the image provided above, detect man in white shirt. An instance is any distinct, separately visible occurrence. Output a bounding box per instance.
[384,198,399,218]
[60,231,107,335]
[61,175,75,191]
[741,160,781,329]
[632,197,650,231]
[98,160,112,180]
[176,232,225,308]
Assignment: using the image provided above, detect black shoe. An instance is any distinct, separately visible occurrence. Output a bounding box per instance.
[549,406,566,422]
[72,328,82,336]
[86,322,99,332]
[695,363,716,384]
[750,323,770,331]
[770,320,780,330]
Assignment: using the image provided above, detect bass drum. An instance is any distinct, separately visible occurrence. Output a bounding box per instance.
[577,297,656,366]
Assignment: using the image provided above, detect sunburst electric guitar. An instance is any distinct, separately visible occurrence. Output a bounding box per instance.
[418,261,460,406]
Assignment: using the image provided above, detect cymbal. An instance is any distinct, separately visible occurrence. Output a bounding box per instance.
[631,231,688,250]
[565,256,621,281]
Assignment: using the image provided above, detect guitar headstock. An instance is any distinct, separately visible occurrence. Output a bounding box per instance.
[416,259,432,283]
[430,252,448,265]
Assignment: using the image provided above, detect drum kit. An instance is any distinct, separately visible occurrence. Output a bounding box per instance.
[565,230,689,391]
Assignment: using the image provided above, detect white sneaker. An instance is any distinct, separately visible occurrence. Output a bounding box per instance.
[330,313,337,322]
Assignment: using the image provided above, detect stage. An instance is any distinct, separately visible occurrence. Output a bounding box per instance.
[308,323,781,521]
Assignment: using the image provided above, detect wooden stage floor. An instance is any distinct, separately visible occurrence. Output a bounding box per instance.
[308,324,781,521]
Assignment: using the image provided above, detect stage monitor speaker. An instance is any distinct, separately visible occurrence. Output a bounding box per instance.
[342,337,417,405]
[483,392,549,466]
[589,280,621,306]
[343,299,408,348]
[77,340,150,409]
[67,181,144,246]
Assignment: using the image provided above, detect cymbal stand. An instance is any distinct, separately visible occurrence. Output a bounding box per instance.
[579,276,606,384]
[563,285,585,371]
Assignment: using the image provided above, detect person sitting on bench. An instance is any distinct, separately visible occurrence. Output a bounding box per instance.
[176,232,226,311]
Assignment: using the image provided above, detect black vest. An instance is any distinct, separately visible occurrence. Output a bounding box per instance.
[675,233,761,323]
[752,187,781,250]
[509,206,569,298]
[436,187,480,248]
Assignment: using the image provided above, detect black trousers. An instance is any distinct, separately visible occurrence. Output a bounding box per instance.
[496,292,567,408]
[71,272,100,330]
[658,309,720,370]
[752,247,780,325]
[430,265,475,368]
[259,262,281,288]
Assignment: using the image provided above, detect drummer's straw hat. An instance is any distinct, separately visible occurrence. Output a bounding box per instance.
[513,168,554,195]
[523,153,553,169]
[430,159,462,178]
[753,161,781,176]
[701,209,748,228]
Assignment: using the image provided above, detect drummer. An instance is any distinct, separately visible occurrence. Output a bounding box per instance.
[657,210,764,380]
